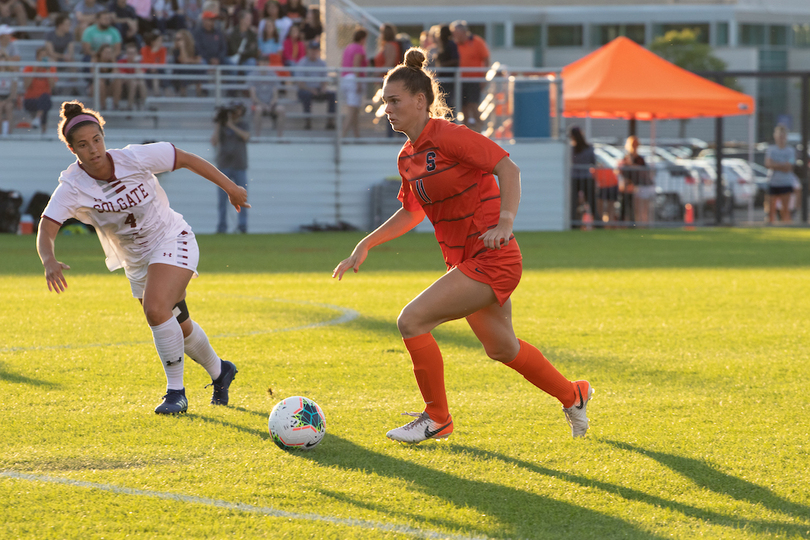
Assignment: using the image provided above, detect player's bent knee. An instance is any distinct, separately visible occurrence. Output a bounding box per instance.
[481,339,520,363]
[142,302,172,326]
[396,309,421,338]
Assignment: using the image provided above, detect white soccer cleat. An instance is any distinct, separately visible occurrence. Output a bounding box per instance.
[563,380,594,438]
[386,412,454,444]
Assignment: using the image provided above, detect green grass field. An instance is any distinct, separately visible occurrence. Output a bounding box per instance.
[1,228,809,539]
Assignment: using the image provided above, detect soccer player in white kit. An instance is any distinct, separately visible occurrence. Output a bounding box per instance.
[36,100,250,415]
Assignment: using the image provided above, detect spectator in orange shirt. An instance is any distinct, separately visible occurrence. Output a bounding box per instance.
[22,47,56,133]
[141,29,168,96]
[0,52,18,136]
[450,19,489,131]
[116,42,148,110]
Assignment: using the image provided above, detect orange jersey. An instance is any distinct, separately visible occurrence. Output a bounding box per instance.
[397,118,509,269]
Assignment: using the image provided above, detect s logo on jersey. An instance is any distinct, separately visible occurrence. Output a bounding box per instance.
[426,151,437,172]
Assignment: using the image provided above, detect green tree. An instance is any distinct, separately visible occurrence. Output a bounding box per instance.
[650,29,727,73]
[650,29,740,136]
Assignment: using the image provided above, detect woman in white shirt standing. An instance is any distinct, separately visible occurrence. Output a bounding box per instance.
[765,124,799,224]
[36,100,250,416]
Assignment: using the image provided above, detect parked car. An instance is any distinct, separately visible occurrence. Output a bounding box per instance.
[684,158,758,208]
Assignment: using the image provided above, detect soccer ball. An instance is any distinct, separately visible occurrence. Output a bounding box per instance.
[268,396,326,450]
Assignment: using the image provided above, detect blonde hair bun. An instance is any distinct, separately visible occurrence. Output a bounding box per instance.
[403,47,426,69]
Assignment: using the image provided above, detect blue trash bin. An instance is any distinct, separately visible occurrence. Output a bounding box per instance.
[512,80,550,138]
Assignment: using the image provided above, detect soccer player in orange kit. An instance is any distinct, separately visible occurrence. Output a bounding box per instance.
[333,48,593,444]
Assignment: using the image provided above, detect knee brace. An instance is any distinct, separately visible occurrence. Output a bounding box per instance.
[172,299,190,324]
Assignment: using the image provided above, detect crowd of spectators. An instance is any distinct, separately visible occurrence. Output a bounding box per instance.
[0,2,493,136]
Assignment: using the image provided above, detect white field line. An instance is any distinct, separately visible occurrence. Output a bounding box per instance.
[1,471,489,540]
[0,299,359,353]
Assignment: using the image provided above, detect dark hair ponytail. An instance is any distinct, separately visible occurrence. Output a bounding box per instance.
[57,100,105,147]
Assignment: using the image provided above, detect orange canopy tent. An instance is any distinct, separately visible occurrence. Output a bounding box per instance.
[561,36,755,119]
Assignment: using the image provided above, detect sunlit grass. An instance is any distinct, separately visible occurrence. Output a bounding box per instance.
[1,229,809,539]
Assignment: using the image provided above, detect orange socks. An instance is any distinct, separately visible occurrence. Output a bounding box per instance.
[403,333,450,423]
[505,340,577,408]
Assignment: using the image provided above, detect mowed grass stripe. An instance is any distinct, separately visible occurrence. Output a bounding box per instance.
[1,471,489,540]
[0,297,358,353]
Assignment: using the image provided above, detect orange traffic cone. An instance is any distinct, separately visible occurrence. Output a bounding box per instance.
[684,203,695,230]
[581,204,594,231]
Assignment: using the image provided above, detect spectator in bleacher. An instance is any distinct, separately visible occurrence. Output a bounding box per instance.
[450,19,489,130]
[44,14,77,63]
[0,24,20,61]
[152,0,188,34]
[300,5,321,42]
[219,0,245,31]
[434,24,459,115]
[127,0,153,37]
[257,0,290,42]
[281,21,303,66]
[73,0,106,41]
[18,0,36,24]
[257,15,281,57]
[35,0,63,24]
[248,56,284,136]
[93,43,119,109]
[22,47,56,133]
[110,0,141,46]
[373,23,400,70]
[211,100,250,233]
[183,0,202,28]
[115,41,148,109]
[226,9,258,66]
[193,9,226,66]
[0,52,18,136]
[295,39,334,130]
[172,28,203,96]
[340,26,366,138]
[0,0,26,27]
[141,28,167,95]
[373,23,402,138]
[285,0,305,22]
[81,10,122,60]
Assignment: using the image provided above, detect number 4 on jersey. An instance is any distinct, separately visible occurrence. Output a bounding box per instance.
[125,213,137,228]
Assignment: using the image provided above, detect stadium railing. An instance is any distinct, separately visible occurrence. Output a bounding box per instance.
[0,60,561,142]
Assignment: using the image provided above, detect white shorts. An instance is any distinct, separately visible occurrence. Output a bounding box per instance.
[635,185,657,200]
[341,74,363,108]
[125,230,199,299]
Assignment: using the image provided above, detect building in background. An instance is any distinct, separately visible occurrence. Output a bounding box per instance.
[341,0,810,141]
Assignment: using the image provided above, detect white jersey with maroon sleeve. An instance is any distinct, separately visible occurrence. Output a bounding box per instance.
[42,142,190,272]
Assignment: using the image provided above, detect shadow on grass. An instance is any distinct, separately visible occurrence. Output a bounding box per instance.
[0,363,60,388]
[603,440,810,531]
[184,411,271,441]
[439,444,810,538]
[297,434,665,540]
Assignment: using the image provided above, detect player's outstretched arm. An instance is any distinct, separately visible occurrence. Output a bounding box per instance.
[332,207,425,281]
[174,148,251,212]
[37,218,70,293]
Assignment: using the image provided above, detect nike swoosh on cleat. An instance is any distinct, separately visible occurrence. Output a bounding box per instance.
[575,386,585,409]
[424,422,452,439]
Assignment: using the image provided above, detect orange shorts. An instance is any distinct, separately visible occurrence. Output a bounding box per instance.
[454,238,522,306]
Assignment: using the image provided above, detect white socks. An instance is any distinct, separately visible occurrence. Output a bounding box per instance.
[183,320,222,380]
[150,317,185,390]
